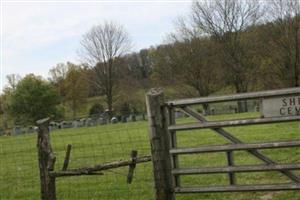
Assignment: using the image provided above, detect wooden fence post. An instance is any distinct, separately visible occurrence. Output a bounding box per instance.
[37,118,56,200]
[146,88,175,200]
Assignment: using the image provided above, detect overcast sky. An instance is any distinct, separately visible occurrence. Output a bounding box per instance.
[0,0,192,92]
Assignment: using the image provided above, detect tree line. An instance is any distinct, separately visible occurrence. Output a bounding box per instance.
[0,0,299,127]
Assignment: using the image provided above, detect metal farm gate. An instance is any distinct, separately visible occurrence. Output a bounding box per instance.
[146,87,300,200]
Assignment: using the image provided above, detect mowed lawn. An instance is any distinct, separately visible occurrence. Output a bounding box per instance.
[0,112,300,200]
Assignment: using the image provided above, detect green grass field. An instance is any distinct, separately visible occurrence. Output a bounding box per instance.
[0,112,300,200]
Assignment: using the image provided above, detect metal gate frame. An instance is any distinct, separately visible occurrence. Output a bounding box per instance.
[146,87,300,200]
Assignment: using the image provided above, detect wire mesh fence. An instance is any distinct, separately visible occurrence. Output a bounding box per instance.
[0,121,154,200]
[1,110,300,199]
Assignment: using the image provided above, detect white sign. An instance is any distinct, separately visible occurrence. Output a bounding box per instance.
[261,96,300,118]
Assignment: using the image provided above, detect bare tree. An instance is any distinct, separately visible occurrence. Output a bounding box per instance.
[48,63,69,103]
[6,74,21,90]
[49,63,68,84]
[185,0,263,112]
[80,21,132,119]
[267,0,300,87]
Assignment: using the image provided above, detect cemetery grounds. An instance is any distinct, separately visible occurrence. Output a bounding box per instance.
[0,112,300,200]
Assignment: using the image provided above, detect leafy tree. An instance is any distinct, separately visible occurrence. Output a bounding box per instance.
[64,63,89,118]
[10,74,61,125]
[0,88,12,129]
[1,74,20,129]
[48,63,68,103]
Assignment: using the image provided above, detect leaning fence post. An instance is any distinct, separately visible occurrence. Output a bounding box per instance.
[36,118,56,200]
[146,88,175,200]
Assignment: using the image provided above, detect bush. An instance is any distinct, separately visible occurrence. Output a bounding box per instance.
[89,103,104,117]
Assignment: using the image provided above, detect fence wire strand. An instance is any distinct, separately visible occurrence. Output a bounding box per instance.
[0,121,154,200]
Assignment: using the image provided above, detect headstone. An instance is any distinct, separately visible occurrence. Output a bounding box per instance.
[12,126,22,135]
[72,120,79,128]
[131,115,136,122]
[0,128,4,136]
[85,118,90,126]
[86,118,95,126]
[91,118,97,126]
[111,117,118,124]
[27,126,36,134]
[61,121,72,129]
[79,118,86,127]
[60,121,65,129]
[122,116,127,123]
[49,122,58,129]
[34,126,39,132]
[175,111,184,118]
[97,117,104,125]
[117,116,122,122]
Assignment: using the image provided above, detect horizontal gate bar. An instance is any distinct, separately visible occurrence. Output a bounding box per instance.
[172,163,300,175]
[174,183,300,193]
[167,87,300,106]
[170,140,300,155]
[178,106,300,182]
[168,116,300,131]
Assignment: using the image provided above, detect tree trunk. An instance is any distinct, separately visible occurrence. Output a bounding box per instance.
[107,95,113,120]
[294,25,299,87]
[107,59,114,120]
[235,82,248,113]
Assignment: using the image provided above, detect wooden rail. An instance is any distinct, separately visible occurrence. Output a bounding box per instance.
[167,87,300,106]
[172,163,300,175]
[174,184,300,193]
[168,115,300,131]
[50,155,152,178]
[170,140,300,155]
